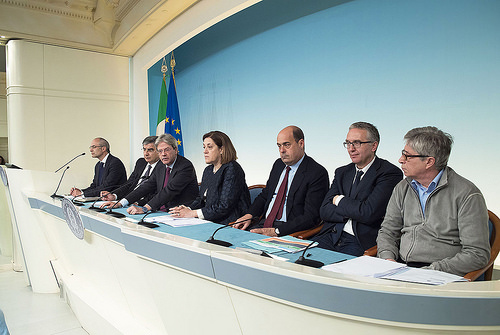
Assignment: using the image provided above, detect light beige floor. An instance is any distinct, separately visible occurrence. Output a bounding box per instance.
[0,255,87,335]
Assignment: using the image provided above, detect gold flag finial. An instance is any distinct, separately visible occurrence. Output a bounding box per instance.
[161,56,168,77]
[170,52,176,71]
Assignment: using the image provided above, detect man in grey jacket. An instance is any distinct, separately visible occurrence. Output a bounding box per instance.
[377,126,490,276]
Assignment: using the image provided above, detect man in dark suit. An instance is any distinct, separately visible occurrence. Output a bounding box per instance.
[314,122,402,256]
[100,135,160,207]
[70,137,127,198]
[234,126,329,237]
[125,133,199,214]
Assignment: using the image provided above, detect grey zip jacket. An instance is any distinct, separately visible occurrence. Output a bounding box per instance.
[377,167,490,276]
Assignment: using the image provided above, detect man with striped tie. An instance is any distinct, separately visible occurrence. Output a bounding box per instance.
[100,136,160,207]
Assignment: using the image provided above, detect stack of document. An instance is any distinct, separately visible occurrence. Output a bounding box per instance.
[144,215,210,227]
[242,236,317,254]
[322,256,467,285]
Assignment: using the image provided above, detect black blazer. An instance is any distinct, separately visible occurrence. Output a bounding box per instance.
[249,155,329,236]
[190,161,251,225]
[320,156,402,250]
[125,155,198,211]
[111,158,160,205]
[82,154,127,197]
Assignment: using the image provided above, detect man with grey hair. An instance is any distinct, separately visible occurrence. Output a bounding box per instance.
[314,122,402,256]
[125,133,198,214]
[70,137,127,197]
[100,135,160,206]
[377,126,490,276]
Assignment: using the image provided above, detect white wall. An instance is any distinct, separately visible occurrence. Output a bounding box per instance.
[6,40,130,186]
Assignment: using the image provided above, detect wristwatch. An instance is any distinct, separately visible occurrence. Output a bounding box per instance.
[275,227,280,236]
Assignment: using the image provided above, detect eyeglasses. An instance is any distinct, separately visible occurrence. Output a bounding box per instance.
[89,145,103,149]
[401,150,429,161]
[343,141,372,149]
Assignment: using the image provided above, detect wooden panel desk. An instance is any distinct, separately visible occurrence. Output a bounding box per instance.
[4,168,500,334]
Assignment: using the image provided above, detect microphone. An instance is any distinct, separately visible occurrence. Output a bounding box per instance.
[105,199,126,218]
[206,216,255,247]
[294,224,334,268]
[51,166,70,199]
[137,210,159,228]
[55,153,85,173]
[88,196,106,212]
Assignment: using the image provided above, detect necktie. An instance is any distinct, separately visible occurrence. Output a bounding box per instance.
[160,167,171,211]
[135,165,151,189]
[163,166,171,187]
[263,166,291,228]
[97,162,104,186]
[144,164,152,178]
[349,170,364,196]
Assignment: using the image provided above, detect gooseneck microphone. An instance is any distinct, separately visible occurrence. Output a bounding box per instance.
[51,166,70,199]
[105,199,126,218]
[206,217,255,247]
[88,196,106,212]
[55,153,85,173]
[137,210,159,228]
[294,225,335,268]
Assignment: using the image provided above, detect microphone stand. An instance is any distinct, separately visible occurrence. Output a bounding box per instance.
[51,166,70,199]
[71,198,84,207]
[88,196,106,212]
[105,198,126,218]
[206,217,255,247]
[55,153,85,173]
[294,225,334,268]
[137,210,159,228]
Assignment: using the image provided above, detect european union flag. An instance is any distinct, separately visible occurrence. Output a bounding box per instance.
[165,70,184,156]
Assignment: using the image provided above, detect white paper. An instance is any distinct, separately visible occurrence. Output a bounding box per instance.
[322,256,405,277]
[322,256,466,285]
[377,267,467,285]
[144,215,209,227]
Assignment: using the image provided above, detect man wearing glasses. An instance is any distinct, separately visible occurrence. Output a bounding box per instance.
[70,137,127,197]
[100,136,160,207]
[377,126,490,276]
[124,133,198,215]
[234,125,329,237]
[313,122,402,256]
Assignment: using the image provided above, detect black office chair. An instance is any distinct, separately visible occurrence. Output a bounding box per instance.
[248,184,265,204]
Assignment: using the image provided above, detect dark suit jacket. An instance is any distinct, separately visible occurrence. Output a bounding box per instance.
[190,160,251,225]
[82,154,127,197]
[111,158,160,205]
[125,155,198,211]
[249,155,329,236]
[320,156,402,250]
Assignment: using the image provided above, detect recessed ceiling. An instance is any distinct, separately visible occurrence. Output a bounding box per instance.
[0,0,199,56]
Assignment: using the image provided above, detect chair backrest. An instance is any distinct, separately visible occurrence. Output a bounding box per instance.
[248,184,265,204]
[464,210,500,281]
[485,210,500,279]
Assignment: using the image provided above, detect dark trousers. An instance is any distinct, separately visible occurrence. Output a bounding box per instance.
[314,231,365,257]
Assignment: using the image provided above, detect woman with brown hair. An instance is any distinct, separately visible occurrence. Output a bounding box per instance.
[169,131,250,225]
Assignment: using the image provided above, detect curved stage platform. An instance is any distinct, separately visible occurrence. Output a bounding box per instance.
[2,168,500,334]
